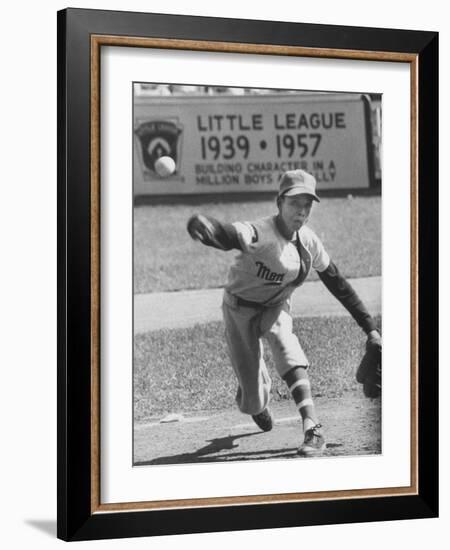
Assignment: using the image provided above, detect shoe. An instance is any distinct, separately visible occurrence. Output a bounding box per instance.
[298,424,325,457]
[252,408,274,432]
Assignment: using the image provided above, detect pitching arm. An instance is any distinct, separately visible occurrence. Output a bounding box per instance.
[317,260,379,336]
[187,214,243,251]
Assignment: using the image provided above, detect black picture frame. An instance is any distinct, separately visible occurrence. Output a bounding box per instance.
[57,8,438,542]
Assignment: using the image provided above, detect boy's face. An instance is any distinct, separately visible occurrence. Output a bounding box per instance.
[278,194,314,233]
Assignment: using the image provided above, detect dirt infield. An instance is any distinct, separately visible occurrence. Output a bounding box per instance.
[134,391,381,465]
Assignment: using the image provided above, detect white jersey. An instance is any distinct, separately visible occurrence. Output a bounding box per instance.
[225,216,330,306]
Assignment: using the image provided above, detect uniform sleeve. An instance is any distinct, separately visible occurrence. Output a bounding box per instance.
[310,232,330,272]
[232,222,259,254]
[318,260,378,334]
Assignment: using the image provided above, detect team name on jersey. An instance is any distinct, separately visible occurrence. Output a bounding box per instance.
[255,261,285,285]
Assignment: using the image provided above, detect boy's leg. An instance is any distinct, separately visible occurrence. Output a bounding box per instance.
[222,297,271,416]
[263,305,325,456]
[283,366,318,432]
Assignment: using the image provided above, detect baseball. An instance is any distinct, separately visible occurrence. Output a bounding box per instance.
[154,156,176,177]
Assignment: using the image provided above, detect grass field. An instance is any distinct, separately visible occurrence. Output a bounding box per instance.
[134,314,381,421]
[134,196,381,294]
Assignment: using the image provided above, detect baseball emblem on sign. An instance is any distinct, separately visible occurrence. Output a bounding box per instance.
[154,156,176,177]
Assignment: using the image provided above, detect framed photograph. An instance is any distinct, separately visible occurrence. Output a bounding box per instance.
[57,8,438,541]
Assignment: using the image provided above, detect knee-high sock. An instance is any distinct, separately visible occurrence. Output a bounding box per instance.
[283,366,318,432]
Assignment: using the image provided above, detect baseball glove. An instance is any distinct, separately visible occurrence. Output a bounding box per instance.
[356,333,382,398]
[187,214,227,250]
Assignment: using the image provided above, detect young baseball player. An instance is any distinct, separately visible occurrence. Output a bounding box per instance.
[187,169,381,457]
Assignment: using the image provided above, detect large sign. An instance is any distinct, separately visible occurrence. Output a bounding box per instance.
[134,94,373,196]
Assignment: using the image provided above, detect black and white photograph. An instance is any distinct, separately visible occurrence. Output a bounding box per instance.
[0,0,444,545]
[132,83,382,466]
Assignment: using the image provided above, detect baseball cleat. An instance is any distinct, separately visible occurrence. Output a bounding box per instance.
[298,424,325,457]
[251,408,274,432]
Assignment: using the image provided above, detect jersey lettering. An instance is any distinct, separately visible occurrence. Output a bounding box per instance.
[255,261,285,285]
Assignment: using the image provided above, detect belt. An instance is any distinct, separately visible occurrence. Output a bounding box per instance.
[235,296,267,309]
[225,290,284,309]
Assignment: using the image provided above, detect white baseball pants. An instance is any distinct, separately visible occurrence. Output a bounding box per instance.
[222,290,309,415]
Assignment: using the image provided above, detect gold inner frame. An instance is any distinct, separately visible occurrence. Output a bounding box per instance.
[90,35,419,514]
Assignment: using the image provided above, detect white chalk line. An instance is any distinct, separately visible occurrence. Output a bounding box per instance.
[135,414,301,431]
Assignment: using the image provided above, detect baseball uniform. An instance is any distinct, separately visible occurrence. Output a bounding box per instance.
[223,215,329,414]
[187,169,380,456]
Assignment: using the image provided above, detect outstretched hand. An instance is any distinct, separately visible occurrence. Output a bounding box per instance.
[187,214,227,250]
